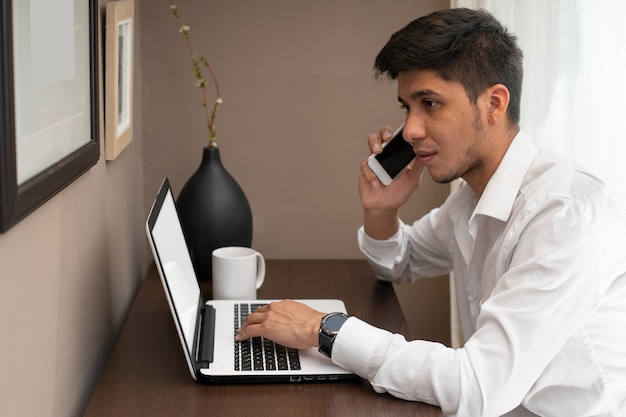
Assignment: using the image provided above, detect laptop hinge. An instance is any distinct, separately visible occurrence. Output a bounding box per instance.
[197,304,215,366]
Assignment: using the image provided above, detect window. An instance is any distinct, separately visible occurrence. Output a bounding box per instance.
[454,0,626,214]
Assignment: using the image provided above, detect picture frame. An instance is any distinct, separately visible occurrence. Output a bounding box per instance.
[105,0,134,160]
[0,0,99,232]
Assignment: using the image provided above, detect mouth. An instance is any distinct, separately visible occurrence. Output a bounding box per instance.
[415,150,436,165]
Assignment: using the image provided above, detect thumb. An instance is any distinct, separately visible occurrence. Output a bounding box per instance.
[407,158,426,188]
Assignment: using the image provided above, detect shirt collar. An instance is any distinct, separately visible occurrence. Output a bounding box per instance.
[471,130,538,224]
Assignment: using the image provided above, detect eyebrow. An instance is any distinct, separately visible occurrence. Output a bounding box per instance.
[398,89,444,103]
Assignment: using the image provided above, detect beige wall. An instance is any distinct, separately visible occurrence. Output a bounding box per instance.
[142,0,451,344]
[141,0,449,259]
[0,1,449,416]
[0,1,149,416]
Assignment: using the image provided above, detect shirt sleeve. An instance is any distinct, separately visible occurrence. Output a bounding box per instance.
[357,208,454,284]
[332,317,466,413]
[343,195,606,416]
[356,222,411,283]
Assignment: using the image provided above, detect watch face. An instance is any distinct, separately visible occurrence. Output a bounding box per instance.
[324,314,347,332]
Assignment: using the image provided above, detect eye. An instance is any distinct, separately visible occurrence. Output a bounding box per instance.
[423,99,437,110]
[400,103,410,113]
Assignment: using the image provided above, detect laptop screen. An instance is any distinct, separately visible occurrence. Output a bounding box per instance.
[147,180,200,358]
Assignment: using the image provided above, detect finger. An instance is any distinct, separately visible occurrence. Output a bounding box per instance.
[410,157,427,177]
[367,133,382,154]
[379,125,393,142]
[241,303,272,327]
[403,158,426,189]
[236,311,265,340]
[368,126,394,154]
[236,301,277,339]
[235,324,256,341]
[253,304,269,313]
[360,158,381,189]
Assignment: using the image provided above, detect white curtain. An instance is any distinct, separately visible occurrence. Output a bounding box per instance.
[452,0,626,213]
[448,0,626,347]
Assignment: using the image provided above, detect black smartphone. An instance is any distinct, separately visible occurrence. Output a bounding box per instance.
[367,124,415,185]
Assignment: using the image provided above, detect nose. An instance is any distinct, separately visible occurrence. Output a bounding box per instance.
[403,115,427,144]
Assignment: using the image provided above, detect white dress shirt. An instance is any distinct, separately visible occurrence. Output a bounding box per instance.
[336,132,626,417]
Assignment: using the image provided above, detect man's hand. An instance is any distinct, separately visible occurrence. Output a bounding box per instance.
[359,126,425,240]
[235,300,326,350]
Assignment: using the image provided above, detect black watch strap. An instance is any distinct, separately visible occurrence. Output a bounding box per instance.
[318,312,348,358]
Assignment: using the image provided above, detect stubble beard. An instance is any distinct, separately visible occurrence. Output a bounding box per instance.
[431,107,485,185]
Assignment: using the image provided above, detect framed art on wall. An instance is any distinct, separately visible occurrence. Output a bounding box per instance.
[0,0,99,232]
[105,0,134,161]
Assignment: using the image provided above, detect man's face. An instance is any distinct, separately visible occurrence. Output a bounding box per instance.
[397,70,491,188]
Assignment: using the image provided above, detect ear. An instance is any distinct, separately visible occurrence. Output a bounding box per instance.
[485,84,510,126]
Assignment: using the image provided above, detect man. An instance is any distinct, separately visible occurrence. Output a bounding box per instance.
[236,8,626,417]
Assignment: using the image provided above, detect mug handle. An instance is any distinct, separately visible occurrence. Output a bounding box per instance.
[255,252,265,289]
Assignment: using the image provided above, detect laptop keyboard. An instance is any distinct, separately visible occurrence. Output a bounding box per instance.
[234,303,301,371]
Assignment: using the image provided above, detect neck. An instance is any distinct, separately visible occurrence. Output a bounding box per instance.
[465,125,519,197]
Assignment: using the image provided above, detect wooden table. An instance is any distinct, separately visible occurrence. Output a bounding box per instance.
[84,260,443,416]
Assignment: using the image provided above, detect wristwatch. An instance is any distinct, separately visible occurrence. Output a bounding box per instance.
[318,312,348,358]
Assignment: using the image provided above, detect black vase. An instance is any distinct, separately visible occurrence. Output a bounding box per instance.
[176,146,253,281]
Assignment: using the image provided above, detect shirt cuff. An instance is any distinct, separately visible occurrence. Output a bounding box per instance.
[357,223,410,281]
[358,221,405,257]
[331,316,391,379]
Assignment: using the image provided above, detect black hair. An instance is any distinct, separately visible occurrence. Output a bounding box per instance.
[374,8,523,125]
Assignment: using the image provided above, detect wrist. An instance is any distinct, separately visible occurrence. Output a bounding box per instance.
[311,312,325,347]
[364,208,399,240]
[318,312,349,358]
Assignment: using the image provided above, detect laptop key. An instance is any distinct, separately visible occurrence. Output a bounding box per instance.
[287,348,301,370]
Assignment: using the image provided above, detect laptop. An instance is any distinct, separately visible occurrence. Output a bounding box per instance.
[145,178,355,383]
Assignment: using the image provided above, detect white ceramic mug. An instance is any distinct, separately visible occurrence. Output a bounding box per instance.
[212,246,265,299]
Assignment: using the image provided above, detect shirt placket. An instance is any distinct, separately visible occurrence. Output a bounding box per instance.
[465,215,489,329]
